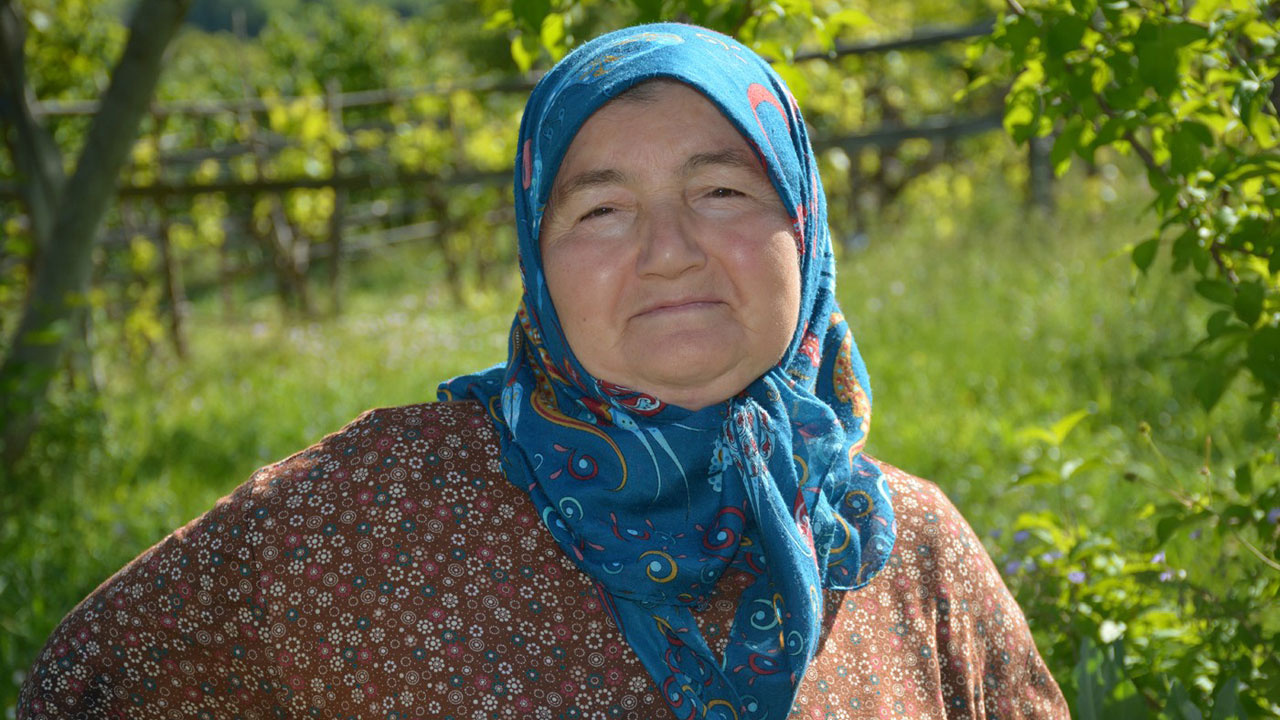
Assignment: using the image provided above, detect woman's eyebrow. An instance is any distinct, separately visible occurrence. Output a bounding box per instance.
[551,168,626,209]
[681,147,759,174]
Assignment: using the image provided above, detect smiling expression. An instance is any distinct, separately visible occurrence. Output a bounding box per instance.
[539,81,801,411]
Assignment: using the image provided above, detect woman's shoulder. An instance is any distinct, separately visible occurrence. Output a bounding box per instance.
[241,399,502,498]
[867,455,990,547]
[279,398,498,464]
[212,398,511,564]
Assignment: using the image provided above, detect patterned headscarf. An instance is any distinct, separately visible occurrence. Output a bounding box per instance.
[440,22,895,719]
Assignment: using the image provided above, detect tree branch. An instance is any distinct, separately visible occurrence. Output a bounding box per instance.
[1122,129,1161,176]
[0,0,66,249]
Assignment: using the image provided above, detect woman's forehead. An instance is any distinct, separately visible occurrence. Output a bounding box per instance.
[551,81,765,189]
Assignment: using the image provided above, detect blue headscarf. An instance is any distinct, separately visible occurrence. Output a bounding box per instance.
[441,23,895,719]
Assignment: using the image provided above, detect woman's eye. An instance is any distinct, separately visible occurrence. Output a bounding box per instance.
[708,187,744,199]
[579,206,614,222]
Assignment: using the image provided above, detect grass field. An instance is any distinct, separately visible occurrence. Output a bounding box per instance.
[1,163,1267,716]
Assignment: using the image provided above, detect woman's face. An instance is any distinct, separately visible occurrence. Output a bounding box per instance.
[540,81,800,411]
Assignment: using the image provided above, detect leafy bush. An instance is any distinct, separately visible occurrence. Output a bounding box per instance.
[969,0,1280,714]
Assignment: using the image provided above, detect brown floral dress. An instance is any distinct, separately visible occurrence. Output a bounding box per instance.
[18,401,1067,719]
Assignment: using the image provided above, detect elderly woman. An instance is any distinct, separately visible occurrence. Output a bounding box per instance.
[19,23,1066,720]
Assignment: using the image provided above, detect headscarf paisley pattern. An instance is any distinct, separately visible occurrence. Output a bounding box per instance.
[440,22,895,720]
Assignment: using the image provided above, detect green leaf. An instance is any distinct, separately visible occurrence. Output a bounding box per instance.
[1156,513,1187,546]
[1089,59,1112,94]
[1182,120,1213,146]
[1014,426,1057,445]
[1245,326,1280,390]
[1209,676,1244,720]
[509,33,538,73]
[1132,237,1160,272]
[1053,117,1086,176]
[1047,14,1089,56]
[1108,678,1148,718]
[1013,469,1061,487]
[1195,279,1234,305]
[1005,89,1041,144]
[1093,116,1128,148]
[1051,408,1091,445]
[1233,461,1253,496]
[1222,154,1280,184]
[1163,19,1210,48]
[1249,110,1277,149]
[1102,74,1145,113]
[1233,281,1264,325]
[1194,360,1238,410]
[1135,23,1180,96]
[1172,229,1201,273]
[1232,79,1259,128]
[510,0,551,31]
[632,0,664,23]
[1206,309,1236,338]
[1192,243,1210,273]
[819,8,872,47]
[1065,457,1105,480]
[1074,638,1105,720]
[1220,503,1253,529]
[1169,123,1207,176]
[1164,679,1204,720]
[1001,15,1038,67]
[1227,215,1271,250]
[539,13,565,61]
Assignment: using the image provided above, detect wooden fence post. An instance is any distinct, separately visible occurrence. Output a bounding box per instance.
[1027,135,1055,213]
[326,77,346,316]
[234,9,312,317]
[151,109,188,359]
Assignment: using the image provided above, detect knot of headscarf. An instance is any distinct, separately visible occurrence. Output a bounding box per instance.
[441,22,896,719]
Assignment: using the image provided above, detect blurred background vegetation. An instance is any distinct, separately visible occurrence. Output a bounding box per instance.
[1,0,1277,718]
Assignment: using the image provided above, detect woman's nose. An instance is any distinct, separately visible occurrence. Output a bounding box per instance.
[636,205,706,278]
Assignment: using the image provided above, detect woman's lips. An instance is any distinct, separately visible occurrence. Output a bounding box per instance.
[634,298,724,318]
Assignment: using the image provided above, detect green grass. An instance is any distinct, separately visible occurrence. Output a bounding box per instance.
[840,169,1228,527]
[1,164,1265,716]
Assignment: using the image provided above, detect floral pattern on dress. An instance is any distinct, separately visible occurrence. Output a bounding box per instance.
[18,401,1066,719]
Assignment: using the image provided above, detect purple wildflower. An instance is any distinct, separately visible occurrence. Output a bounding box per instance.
[1004,560,1022,575]
[1013,530,1030,543]
[1040,551,1062,563]
[1159,570,1174,582]
[1190,529,1202,540]
[1151,551,1165,564]
[1268,508,1280,525]
[1067,571,1086,584]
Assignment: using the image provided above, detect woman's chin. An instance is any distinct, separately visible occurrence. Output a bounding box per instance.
[605,327,781,409]
[621,359,759,411]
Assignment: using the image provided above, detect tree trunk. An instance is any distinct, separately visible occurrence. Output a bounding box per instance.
[0,0,193,469]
